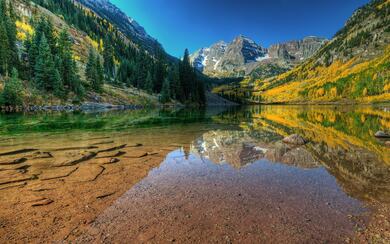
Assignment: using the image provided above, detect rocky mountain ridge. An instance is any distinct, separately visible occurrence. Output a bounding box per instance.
[75,0,164,55]
[268,36,327,62]
[190,35,327,78]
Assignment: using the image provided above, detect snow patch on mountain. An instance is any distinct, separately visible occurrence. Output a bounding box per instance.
[256,54,270,62]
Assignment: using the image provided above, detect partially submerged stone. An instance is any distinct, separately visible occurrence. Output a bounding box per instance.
[92,141,115,146]
[0,182,27,191]
[66,165,105,182]
[52,146,98,152]
[0,149,38,157]
[0,157,27,165]
[96,191,116,199]
[0,171,35,185]
[282,134,307,145]
[54,152,97,167]
[123,152,148,158]
[98,144,127,153]
[375,131,390,138]
[40,166,79,180]
[96,151,126,159]
[31,198,54,207]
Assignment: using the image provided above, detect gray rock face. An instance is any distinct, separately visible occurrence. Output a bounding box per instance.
[191,41,227,72]
[268,36,327,62]
[190,35,327,78]
[221,36,268,70]
[282,134,307,145]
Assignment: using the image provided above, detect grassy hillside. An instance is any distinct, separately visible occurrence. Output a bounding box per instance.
[213,0,390,104]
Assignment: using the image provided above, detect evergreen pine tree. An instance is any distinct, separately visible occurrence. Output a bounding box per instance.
[7,1,15,20]
[94,57,104,92]
[70,60,84,98]
[28,19,46,77]
[0,68,24,106]
[196,77,206,106]
[0,20,9,76]
[4,0,18,73]
[160,78,171,104]
[34,34,61,93]
[0,0,5,15]
[153,50,166,93]
[169,65,180,100]
[86,49,104,93]
[145,71,153,93]
[58,30,74,93]
[177,49,206,105]
[103,37,115,79]
[179,49,193,101]
[86,49,96,84]
[44,19,57,55]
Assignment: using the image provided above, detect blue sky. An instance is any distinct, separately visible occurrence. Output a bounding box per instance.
[111,0,369,57]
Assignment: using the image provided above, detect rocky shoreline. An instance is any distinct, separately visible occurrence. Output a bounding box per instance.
[0,103,145,113]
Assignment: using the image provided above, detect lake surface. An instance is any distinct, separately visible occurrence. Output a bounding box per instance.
[0,105,389,243]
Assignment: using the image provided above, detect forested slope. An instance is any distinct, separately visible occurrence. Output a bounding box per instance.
[0,0,206,108]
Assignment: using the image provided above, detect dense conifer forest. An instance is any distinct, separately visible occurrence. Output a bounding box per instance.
[0,0,206,107]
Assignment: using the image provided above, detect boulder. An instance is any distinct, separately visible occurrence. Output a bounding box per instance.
[282,134,307,145]
[375,131,390,138]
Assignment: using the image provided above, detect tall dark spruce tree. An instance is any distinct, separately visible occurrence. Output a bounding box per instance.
[57,30,83,97]
[103,37,115,80]
[0,17,9,76]
[33,34,62,95]
[178,49,206,106]
[86,49,104,93]
[0,0,18,77]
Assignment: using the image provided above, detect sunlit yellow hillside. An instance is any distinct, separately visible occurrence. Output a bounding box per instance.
[213,0,390,104]
[256,45,390,103]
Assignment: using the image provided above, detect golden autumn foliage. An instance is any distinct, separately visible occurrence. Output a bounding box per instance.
[86,36,99,51]
[15,20,34,41]
[16,32,27,41]
[72,55,81,61]
[214,44,390,104]
[377,0,390,9]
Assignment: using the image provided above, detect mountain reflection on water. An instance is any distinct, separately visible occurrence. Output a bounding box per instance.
[192,105,390,203]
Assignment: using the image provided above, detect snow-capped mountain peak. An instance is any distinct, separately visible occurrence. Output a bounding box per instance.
[190,35,326,78]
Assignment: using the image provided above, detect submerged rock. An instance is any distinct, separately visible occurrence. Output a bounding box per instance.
[96,192,116,199]
[40,166,79,181]
[385,141,390,147]
[0,149,38,157]
[31,198,54,207]
[282,134,307,145]
[98,144,127,153]
[0,157,28,165]
[375,131,390,138]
